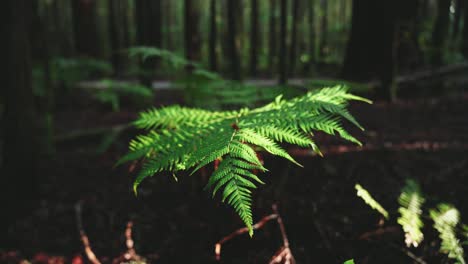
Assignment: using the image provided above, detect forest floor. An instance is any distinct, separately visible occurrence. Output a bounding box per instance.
[2,88,468,264]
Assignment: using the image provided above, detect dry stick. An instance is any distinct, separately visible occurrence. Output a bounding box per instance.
[387,243,427,264]
[215,213,278,261]
[75,201,102,264]
[124,221,137,259]
[214,204,296,263]
[269,204,296,264]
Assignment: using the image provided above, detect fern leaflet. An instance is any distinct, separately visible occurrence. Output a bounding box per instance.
[397,179,425,247]
[430,204,466,264]
[355,184,389,219]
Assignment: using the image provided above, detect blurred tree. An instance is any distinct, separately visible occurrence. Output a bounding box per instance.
[72,0,100,57]
[268,0,278,75]
[136,0,162,84]
[1,0,37,248]
[319,0,328,61]
[462,1,468,58]
[289,0,300,76]
[305,0,316,73]
[452,0,463,40]
[227,0,242,80]
[209,0,218,71]
[184,0,201,63]
[278,0,287,84]
[32,0,55,155]
[431,0,451,65]
[250,0,259,76]
[108,0,130,76]
[342,0,399,100]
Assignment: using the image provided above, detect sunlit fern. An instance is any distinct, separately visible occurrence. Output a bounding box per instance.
[430,204,466,264]
[397,179,425,247]
[355,184,389,219]
[119,86,370,235]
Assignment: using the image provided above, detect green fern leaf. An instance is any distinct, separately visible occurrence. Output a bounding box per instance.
[430,204,466,264]
[355,184,389,219]
[397,179,425,247]
[120,86,367,234]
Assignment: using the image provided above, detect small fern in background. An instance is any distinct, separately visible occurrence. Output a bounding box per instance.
[355,184,389,219]
[430,204,466,264]
[397,179,425,247]
[356,179,467,262]
[119,86,369,235]
[128,46,305,110]
[92,79,153,111]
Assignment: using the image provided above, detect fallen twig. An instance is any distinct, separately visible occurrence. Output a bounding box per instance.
[75,201,102,264]
[112,220,145,264]
[269,204,295,264]
[215,213,278,261]
[214,204,295,264]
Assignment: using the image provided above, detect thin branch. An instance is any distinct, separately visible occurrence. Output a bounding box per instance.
[215,213,278,261]
[113,221,145,264]
[125,221,137,259]
[74,201,101,264]
[269,204,295,264]
[387,242,427,264]
[215,204,296,263]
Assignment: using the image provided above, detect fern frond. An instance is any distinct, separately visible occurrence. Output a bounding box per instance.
[430,204,465,264]
[121,86,367,234]
[355,184,389,219]
[397,179,425,247]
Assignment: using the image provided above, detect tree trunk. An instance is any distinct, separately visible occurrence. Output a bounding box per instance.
[462,0,468,58]
[431,0,451,65]
[227,0,242,80]
[452,0,463,40]
[268,0,278,75]
[250,0,259,76]
[184,0,201,62]
[108,0,129,76]
[136,0,162,85]
[306,0,316,73]
[209,0,218,71]
[1,0,37,248]
[278,0,287,84]
[32,0,55,155]
[72,0,100,57]
[319,0,328,61]
[289,0,300,76]
[342,0,399,100]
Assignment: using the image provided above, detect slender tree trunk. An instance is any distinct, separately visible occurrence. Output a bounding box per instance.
[342,0,399,100]
[463,0,468,58]
[109,0,121,75]
[184,0,201,62]
[289,0,300,76]
[250,0,259,76]
[32,0,55,155]
[306,0,316,73]
[109,0,130,76]
[268,0,278,75]
[227,0,242,80]
[72,0,100,57]
[452,0,463,40]
[136,0,162,84]
[1,0,37,248]
[209,0,218,71]
[278,0,287,84]
[431,0,451,65]
[319,0,328,61]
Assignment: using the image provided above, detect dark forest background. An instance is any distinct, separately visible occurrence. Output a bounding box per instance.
[1,0,468,263]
